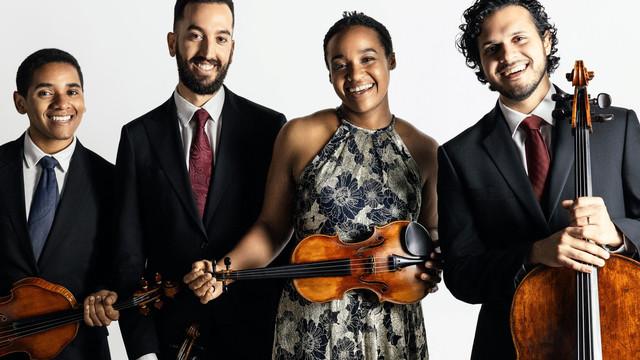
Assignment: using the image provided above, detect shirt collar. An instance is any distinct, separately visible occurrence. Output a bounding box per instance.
[23,131,76,172]
[499,86,556,138]
[173,87,225,127]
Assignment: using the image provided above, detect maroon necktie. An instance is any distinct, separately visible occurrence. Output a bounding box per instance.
[521,115,550,201]
[189,109,213,218]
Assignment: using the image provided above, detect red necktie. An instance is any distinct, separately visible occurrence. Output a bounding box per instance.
[189,109,213,218]
[521,115,550,201]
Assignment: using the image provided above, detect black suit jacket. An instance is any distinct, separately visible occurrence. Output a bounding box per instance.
[114,87,286,360]
[438,93,640,359]
[0,136,114,360]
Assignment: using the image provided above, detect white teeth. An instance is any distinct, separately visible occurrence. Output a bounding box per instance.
[348,83,374,93]
[503,63,527,76]
[50,115,72,122]
[196,63,214,71]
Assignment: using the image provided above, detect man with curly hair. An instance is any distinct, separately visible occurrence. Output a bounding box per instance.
[438,0,640,358]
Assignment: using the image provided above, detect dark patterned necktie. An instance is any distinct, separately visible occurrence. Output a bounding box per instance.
[189,109,213,218]
[520,115,550,201]
[28,156,59,261]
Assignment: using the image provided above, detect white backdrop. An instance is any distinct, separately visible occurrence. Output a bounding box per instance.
[1,1,638,359]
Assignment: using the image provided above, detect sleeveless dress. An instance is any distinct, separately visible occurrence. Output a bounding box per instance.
[273,117,428,360]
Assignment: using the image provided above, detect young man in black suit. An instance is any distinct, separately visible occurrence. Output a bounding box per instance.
[438,0,640,358]
[0,48,117,359]
[103,1,286,359]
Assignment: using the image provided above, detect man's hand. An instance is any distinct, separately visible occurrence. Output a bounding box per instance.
[183,260,224,304]
[83,289,119,327]
[528,196,621,273]
[564,197,623,248]
[418,240,442,293]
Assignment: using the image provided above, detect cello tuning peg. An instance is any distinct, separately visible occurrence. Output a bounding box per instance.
[591,93,612,109]
[154,273,162,285]
[224,257,231,270]
[565,71,573,82]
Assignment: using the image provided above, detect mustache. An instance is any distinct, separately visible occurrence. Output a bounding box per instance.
[190,56,221,68]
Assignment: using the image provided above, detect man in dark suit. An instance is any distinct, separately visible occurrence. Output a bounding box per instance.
[439,1,640,358]
[107,1,286,359]
[0,49,115,359]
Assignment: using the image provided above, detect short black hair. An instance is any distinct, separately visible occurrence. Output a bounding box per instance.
[16,48,84,97]
[323,11,393,69]
[456,0,559,84]
[173,0,234,29]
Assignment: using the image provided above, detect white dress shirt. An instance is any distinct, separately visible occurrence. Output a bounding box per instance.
[22,131,76,219]
[174,88,224,170]
[136,90,224,360]
[498,86,556,175]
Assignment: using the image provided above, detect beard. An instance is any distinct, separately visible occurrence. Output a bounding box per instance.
[489,60,547,102]
[175,47,230,95]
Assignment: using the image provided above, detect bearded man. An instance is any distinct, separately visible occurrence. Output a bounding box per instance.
[107,1,286,358]
[438,0,640,358]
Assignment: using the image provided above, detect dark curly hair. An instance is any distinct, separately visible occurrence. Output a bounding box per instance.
[456,0,559,84]
[323,11,393,69]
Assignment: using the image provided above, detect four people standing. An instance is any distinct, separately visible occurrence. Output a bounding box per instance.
[2,0,638,359]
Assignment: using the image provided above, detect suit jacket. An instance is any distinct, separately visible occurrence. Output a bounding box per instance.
[114,86,286,360]
[438,92,640,359]
[0,136,114,360]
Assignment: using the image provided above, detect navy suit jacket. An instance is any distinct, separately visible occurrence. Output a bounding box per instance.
[0,136,114,360]
[438,91,640,359]
[114,86,286,360]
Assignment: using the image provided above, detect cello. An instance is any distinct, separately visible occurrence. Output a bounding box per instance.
[213,220,435,304]
[511,61,640,359]
[0,275,170,360]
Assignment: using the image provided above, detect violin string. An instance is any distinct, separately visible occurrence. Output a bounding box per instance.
[216,256,424,278]
[220,260,423,280]
[0,293,157,340]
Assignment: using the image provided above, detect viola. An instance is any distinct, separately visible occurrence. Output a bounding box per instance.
[215,220,434,304]
[0,275,171,360]
[510,61,640,359]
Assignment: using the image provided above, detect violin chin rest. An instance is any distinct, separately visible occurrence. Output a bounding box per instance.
[403,222,433,257]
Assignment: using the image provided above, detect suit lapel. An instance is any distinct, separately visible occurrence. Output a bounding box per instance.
[545,89,574,220]
[0,136,38,273]
[482,106,549,232]
[38,142,91,270]
[145,98,207,235]
[203,87,234,227]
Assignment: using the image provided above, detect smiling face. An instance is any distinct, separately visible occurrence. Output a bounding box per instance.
[478,5,551,109]
[168,2,234,102]
[13,62,85,154]
[326,25,395,118]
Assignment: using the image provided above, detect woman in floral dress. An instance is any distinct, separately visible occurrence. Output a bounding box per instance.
[185,11,440,360]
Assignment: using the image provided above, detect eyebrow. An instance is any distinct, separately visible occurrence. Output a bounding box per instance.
[34,82,82,89]
[330,48,379,62]
[187,24,232,37]
[481,30,527,47]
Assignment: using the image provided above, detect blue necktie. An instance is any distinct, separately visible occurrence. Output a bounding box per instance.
[28,156,59,261]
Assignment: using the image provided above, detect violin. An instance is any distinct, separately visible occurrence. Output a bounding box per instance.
[0,275,172,360]
[175,323,202,360]
[511,61,640,359]
[215,220,434,304]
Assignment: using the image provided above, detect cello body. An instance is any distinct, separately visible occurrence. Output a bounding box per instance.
[0,278,78,360]
[511,255,640,359]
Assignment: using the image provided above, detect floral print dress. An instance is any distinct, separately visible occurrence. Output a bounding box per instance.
[273,118,428,360]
